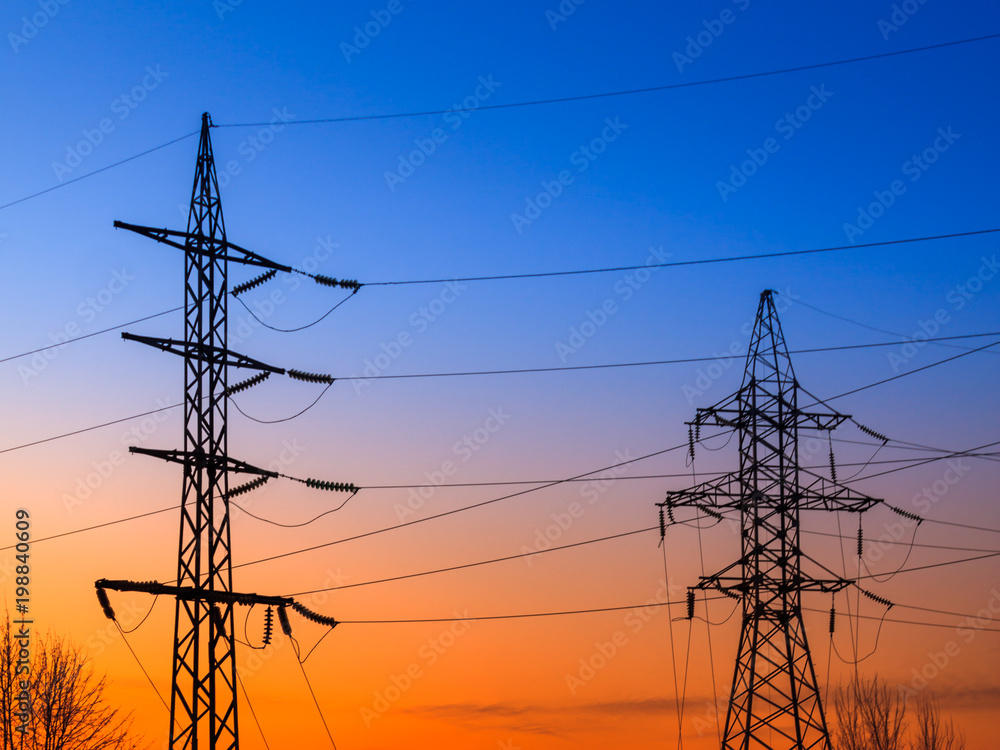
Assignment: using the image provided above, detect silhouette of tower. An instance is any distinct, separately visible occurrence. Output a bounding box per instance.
[660,290,881,750]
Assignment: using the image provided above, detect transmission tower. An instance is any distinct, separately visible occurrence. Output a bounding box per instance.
[94,112,326,750]
[659,289,884,750]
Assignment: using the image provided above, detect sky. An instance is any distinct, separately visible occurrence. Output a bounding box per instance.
[1,1,999,748]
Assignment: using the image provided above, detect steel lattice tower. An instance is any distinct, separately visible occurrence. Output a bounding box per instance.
[660,290,882,750]
[107,113,292,750]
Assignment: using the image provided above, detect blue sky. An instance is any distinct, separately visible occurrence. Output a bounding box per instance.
[2,2,999,748]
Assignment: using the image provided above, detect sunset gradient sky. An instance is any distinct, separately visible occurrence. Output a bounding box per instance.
[1,1,999,748]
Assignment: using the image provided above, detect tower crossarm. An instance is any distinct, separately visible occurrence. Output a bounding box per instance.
[661,472,742,512]
[95,579,293,608]
[122,332,286,374]
[113,221,294,273]
[128,446,279,478]
[794,473,883,513]
[694,573,850,598]
[692,406,848,433]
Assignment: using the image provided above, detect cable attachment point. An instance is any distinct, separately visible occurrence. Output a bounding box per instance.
[288,369,335,384]
[659,506,666,540]
[855,421,889,444]
[888,504,923,525]
[277,605,293,636]
[859,588,893,608]
[857,518,864,558]
[226,475,270,499]
[225,371,271,397]
[829,601,836,634]
[304,478,358,493]
[686,590,695,620]
[828,437,838,484]
[263,606,275,647]
[233,270,277,297]
[313,274,361,292]
[688,425,695,461]
[292,601,339,629]
[96,587,115,621]
[695,503,724,521]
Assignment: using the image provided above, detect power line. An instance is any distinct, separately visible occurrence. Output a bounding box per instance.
[214,34,1000,129]
[0,506,177,549]
[1,230,994,370]
[337,597,724,625]
[0,131,199,212]
[814,337,1000,404]
[234,289,357,333]
[851,551,1000,579]
[0,306,183,365]
[331,331,1000,381]
[229,442,692,572]
[5,442,996,551]
[359,230,1000,286]
[790,295,1000,357]
[5,34,993,215]
[0,402,181,455]
[287,526,660,597]
[803,606,1000,633]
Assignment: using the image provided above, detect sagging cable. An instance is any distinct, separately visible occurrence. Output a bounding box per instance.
[287,369,335,385]
[233,270,277,297]
[225,371,271,397]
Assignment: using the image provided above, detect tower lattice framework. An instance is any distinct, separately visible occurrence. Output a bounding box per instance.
[660,290,882,750]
